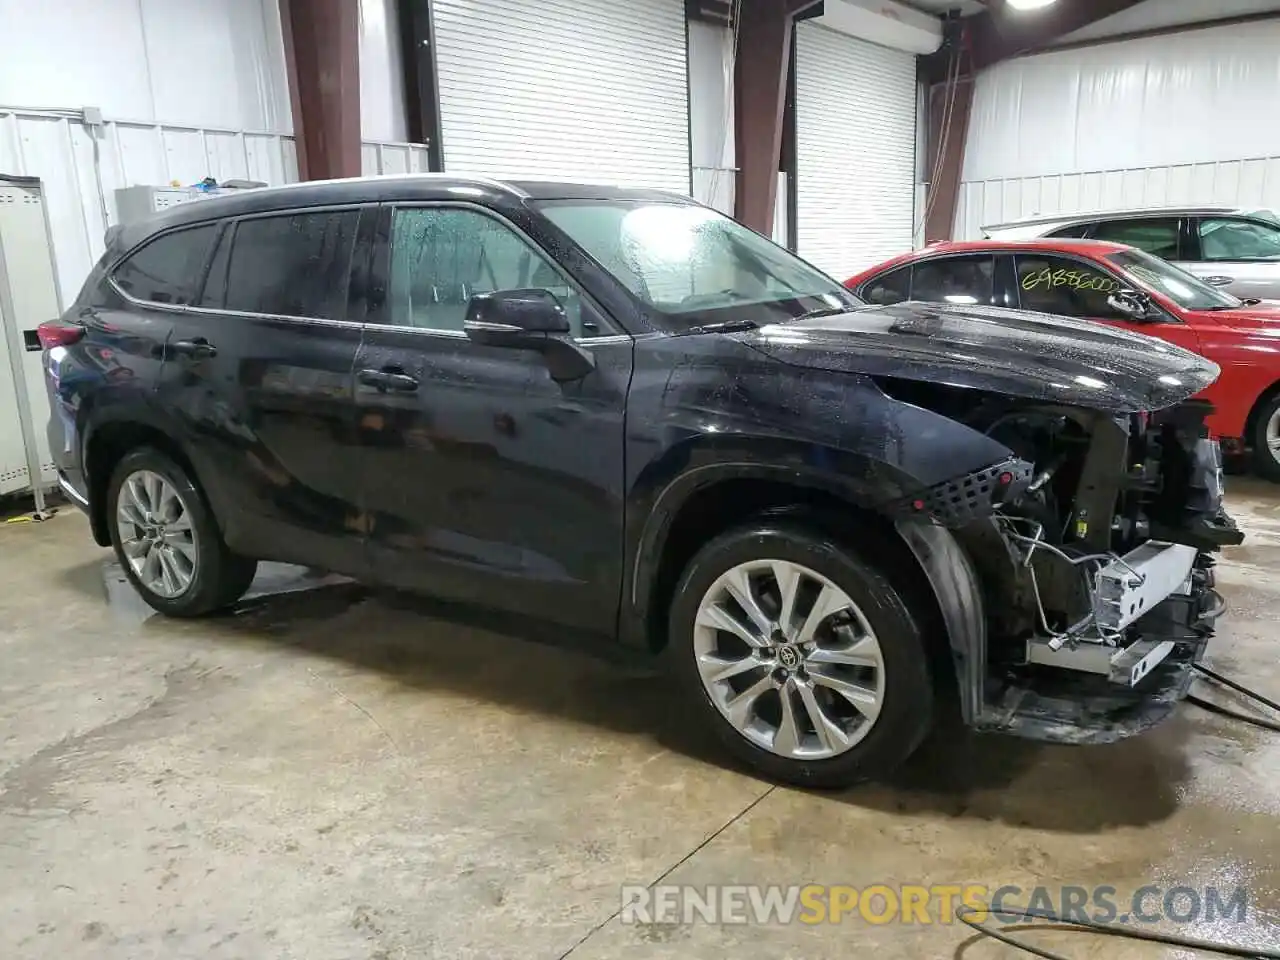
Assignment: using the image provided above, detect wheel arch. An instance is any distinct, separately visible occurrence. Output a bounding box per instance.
[1244,378,1280,449]
[622,453,985,719]
[82,411,209,547]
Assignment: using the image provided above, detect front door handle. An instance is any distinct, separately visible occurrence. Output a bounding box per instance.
[171,337,217,359]
[357,367,420,392]
[1203,276,1234,287]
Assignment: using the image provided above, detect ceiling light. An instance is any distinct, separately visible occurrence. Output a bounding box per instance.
[1005,0,1058,10]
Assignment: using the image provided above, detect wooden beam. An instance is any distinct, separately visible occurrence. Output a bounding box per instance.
[733,0,822,235]
[279,0,362,181]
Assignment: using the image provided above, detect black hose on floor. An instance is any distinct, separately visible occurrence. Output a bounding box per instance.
[955,665,1280,958]
[1188,663,1280,733]
[957,904,1280,960]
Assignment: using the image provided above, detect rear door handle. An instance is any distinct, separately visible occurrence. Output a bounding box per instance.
[357,367,419,392]
[172,337,217,359]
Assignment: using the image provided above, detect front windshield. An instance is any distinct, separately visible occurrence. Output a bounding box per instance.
[1105,248,1242,311]
[536,200,860,330]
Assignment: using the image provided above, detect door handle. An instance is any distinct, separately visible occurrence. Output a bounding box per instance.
[171,337,217,359]
[1203,276,1234,287]
[357,367,419,392]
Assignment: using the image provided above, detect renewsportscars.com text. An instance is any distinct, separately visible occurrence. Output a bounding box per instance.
[619,883,1249,927]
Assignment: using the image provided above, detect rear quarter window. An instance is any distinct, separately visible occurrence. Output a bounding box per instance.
[860,266,910,305]
[112,224,220,305]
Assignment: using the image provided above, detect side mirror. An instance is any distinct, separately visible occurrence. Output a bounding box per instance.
[464,288,570,345]
[463,288,595,382]
[1107,289,1153,321]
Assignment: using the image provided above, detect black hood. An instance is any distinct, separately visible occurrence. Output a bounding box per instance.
[739,302,1219,413]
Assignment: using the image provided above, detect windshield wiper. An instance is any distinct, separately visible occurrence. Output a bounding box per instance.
[794,305,850,321]
[677,318,760,336]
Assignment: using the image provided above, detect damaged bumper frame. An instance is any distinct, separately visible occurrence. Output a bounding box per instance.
[893,402,1241,746]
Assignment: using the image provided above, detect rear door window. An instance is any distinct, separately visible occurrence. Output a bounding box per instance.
[112,224,219,305]
[909,255,996,305]
[1090,217,1181,259]
[223,209,361,321]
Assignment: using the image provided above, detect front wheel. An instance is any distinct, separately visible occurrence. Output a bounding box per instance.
[667,521,935,788]
[107,447,258,617]
[1252,393,1280,482]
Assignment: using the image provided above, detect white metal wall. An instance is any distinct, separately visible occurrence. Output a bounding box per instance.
[956,18,1280,238]
[0,0,292,133]
[431,0,691,192]
[0,110,429,309]
[360,0,410,142]
[794,24,917,277]
[688,20,736,215]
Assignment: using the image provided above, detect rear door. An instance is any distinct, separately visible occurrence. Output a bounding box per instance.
[1186,215,1280,301]
[153,205,373,575]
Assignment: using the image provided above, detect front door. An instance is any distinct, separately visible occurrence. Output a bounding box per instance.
[1011,252,1204,355]
[154,206,372,576]
[354,203,631,637]
[1184,215,1280,302]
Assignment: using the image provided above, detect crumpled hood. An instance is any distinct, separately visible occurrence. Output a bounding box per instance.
[738,301,1220,413]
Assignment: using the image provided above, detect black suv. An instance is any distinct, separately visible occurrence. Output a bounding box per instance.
[41,177,1240,787]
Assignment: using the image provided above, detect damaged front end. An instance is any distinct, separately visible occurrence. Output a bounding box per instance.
[894,395,1242,745]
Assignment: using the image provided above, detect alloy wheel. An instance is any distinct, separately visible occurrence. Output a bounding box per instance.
[116,469,199,599]
[692,559,886,760]
[1267,408,1280,462]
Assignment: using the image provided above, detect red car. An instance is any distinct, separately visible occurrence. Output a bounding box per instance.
[846,239,1280,478]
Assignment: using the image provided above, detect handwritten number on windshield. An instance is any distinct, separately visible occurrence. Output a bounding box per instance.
[1021,267,1119,294]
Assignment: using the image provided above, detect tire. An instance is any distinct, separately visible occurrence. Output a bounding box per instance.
[667,519,934,789]
[106,447,258,617]
[1252,393,1280,482]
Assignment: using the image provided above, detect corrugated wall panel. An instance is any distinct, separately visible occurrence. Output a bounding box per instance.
[956,156,1280,239]
[794,24,917,276]
[1,109,428,306]
[956,18,1280,237]
[432,0,690,192]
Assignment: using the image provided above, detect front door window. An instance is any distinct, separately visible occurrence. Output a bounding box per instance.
[387,207,595,336]
[1014,255,1127,319]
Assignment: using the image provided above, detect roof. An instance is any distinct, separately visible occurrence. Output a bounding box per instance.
[113,174,694,252]
[981,205,1245,233]
[922,238,1132,254]
[843,237,1135,285]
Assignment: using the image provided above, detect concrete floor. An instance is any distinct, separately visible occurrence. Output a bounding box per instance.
[2,486,1279,960]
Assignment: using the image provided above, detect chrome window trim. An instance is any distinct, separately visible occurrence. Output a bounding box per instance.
[106,279,365,330]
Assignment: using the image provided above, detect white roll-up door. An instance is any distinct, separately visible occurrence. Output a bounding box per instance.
[794,24,917,277]
[432,0,691,193]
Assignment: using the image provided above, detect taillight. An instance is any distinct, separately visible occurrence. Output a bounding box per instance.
[36,320,85,348]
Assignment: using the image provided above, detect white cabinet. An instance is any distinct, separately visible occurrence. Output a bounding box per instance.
[0,177,60,499]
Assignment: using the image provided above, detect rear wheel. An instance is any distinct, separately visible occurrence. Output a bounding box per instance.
[1252,393,1280,481]
[667,520,934,788]
[107,447,257,617]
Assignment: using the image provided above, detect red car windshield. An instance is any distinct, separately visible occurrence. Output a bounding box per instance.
[1105,249,1242,312]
